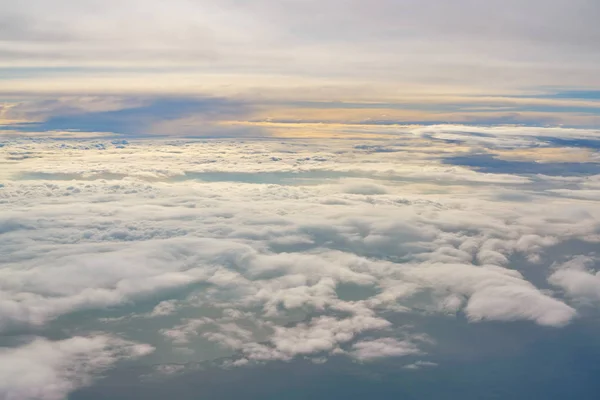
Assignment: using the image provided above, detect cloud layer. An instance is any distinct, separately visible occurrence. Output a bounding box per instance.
[1,125,600,398]
[2,0,599,90]
[1,1,600,129]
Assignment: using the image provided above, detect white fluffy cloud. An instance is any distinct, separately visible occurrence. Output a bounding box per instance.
[1,127,600,397]
[0,336,154,400]
[403,263,576,326]
[549,257,600,303]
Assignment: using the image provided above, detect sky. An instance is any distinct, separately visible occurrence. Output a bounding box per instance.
[2,1,600,400]
[1,0,600,131]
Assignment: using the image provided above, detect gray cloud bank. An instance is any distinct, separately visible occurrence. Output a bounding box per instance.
[1,0,600,92]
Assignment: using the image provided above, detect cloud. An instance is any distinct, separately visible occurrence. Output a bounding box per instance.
[160,318,213,345]
[150,299,179,317]
[1,128,600,396]
[1,96,256,137]
[0,236,261,330]
[266,313,392,358]
[0,335,154,400]
[1,1,599,88]
[549,257,600,303]
[402,263,577,327]
[403,360,438,370]
[2,0,600,132]
[350,337,421,361]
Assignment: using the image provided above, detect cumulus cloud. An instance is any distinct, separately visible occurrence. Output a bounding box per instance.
[265,313,392,358]
[0,238,241,330]
[150,300,179,317]
[549,257,600,303]
[0,335,154,400]
[404,263,577,327]
[161,318,213,345]
[1,128,599,396]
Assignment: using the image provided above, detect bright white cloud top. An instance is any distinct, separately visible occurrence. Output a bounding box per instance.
[1,125,600,399]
